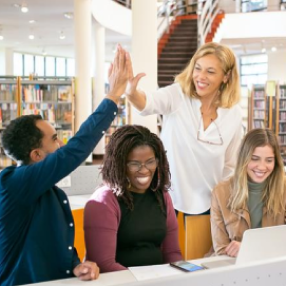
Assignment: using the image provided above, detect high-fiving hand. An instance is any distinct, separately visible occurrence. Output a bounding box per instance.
[107,44,130,102]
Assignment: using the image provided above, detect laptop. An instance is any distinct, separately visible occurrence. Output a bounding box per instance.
[202,225,286,269]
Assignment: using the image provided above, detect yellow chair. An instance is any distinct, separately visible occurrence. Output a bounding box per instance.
[72,209,86,262]
[184,214,212,260]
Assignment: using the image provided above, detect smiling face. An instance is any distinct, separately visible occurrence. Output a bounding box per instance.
[126,145,157,194]
[192,54,228,101]
[247,145,275,183]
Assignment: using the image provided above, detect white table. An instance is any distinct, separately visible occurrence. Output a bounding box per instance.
[25,255,286,286]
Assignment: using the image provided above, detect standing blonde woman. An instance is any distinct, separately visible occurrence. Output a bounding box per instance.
[123,42,243,216]
[211,128,286,257]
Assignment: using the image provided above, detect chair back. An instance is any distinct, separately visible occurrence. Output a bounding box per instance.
[185,214,212,260]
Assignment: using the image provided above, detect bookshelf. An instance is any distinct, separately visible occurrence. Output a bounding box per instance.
[0,77,75,168]
[276,84,286,164]
[0,77,20,168]
[20,78,75,144]
[104,97,130,146]
[249,81,286,165]
[249,84,267,129]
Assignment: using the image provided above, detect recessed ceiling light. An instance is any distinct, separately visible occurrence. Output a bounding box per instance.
[21,4,28,13]
[29,20,35,24]
[63,12,73,19]
[261,48,266,53]
[271,47,277,52]
[29,34,34,40]
[0,35,3,40]
[59,31,66,40]
[13,3,20,8]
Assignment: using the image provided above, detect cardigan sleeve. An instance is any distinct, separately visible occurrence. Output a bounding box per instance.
[161,192,182,263]
[84,187,127,273]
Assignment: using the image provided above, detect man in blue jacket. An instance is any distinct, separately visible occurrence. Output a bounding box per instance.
[0,46,130,285]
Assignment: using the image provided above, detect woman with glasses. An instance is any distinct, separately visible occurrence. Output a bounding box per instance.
[211,128,286,257]
[122,42,242,217]
[84,125,182,273]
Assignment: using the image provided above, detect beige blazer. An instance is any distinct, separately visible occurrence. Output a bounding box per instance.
[211,178,286,255]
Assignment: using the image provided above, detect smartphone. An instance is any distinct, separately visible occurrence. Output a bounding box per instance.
[170,260,205,272]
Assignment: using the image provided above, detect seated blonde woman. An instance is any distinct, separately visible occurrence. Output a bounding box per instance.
[211,128,286,257]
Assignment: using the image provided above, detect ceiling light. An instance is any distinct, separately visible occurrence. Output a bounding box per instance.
[21,4,28,13]
[271,46,277,52]
[59,31,66,40]
[261,48,266,53]
[29,34,34,40]
[13,3,20,8]
[0,26,4,40]
[29,20,35,24]
[63,12,73,19]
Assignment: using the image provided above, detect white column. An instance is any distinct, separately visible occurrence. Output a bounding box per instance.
[268,50,286,84]
[267,0,280,11]
[93,22,106,155]
[0,47,13,75]
[235,0,241,13]
[131,0,157,134]
[74,0,92,131]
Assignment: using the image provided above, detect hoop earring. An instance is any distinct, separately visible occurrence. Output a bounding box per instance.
[126,177,131,189]
[151,171,160,192]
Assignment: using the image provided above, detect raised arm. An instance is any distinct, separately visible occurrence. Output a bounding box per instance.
[2,45,130,204]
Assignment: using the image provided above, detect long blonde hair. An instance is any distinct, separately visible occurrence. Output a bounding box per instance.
[175,42,240,108]
[230,128,285,217]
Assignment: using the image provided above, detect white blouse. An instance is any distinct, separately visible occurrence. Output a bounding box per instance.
[140,83,243,214]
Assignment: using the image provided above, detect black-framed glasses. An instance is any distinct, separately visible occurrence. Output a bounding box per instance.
[197,116,223,146]
[127,158,158,172]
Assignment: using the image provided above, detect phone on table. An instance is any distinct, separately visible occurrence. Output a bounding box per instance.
[170,260,205,272]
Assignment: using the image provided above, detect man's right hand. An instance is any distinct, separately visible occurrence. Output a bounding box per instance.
[106,44,130,104]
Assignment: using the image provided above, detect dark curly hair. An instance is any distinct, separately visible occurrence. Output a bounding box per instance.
[2,115,44,165]
[101,125,171,212]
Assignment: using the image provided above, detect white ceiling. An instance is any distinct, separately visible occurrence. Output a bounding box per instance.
[0,0,130,59]
[0,0,285,60]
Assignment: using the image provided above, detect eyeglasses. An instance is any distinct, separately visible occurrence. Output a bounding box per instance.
[127,158,158,172]
[197,116,223,146]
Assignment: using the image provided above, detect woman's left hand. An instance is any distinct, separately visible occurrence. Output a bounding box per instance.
[225,241,241,257]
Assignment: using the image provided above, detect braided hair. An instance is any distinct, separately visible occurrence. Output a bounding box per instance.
[101,125,171,212]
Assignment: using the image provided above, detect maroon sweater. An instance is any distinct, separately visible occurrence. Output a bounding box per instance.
[84,186,182,273]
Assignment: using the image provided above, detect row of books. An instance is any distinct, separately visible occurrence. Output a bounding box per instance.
[279,87,286,98]
[278,135,286,145]
[0,154,13,168]
[279,112,286,121]
[253,110,265,119]
[57,130,73,145]
[253,121,265,128]
[253,90,265,99]
[22,85,72,103]
[0,84,17,101]
[253,101,265,108]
